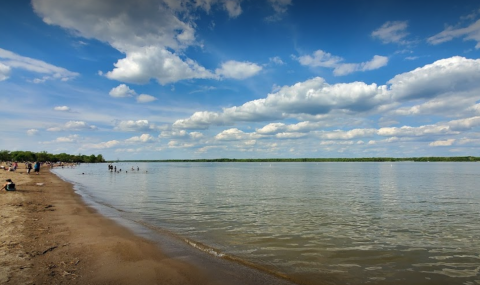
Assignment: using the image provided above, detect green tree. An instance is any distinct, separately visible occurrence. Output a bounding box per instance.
[10,151,36,162]
[0,150,11,161]
[96,154,105,163]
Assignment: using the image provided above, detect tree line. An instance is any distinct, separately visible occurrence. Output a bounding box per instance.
[0,150,105,163]
[112,156,480,163]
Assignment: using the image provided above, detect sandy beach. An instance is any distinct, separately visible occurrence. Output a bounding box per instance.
[0,165,298,285]
[0,165,222,284]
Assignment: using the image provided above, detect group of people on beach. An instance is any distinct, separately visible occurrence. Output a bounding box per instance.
[1,161,18,172]
[1,161,41,174]
[1,161,43,192]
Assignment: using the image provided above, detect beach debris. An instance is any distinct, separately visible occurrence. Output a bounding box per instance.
[44,205,53,209]
[36,183,44,186]
[42,245,58,255]
[62,270,78,277]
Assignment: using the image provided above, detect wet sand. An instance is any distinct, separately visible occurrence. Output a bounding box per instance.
[0,165,298,285]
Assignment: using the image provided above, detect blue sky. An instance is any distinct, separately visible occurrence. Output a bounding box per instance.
[1,0,480,160]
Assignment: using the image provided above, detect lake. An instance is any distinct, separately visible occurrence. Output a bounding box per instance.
[52,162,480,284]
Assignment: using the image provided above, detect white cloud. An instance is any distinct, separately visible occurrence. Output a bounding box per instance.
[269,56,285,65]
[47,121,97,132]
[297,50,342,68]
[0,62,11,81]
[0,48,78,81]
[136,94,157,103]
[160,129,189,138]
[429,139,455,147]
[125,134,156,143]
[428,19,480,48]
[114,120,157,132]
[159,130,204,140]
[448,116,480,131]
[173,56,480,133]
[168,140,196,148]
[82,140,120,149]
[388,57,480,101]
[105,46,216,84]
[26,129,39,136]
[54,106,71,111]
[256,121,323,135]
[174,77,390,130]
[173,111,227,129]
[320,128,377,140]
[109,84,136,98]
[32,0,250,85]
[256,122,287,135]
[371,21,410,44]
[377,125,455,137]
[215,60,263,79]
[223,0,242,18]
[190,132,204,139]
[297,50,388,76]
[55,134,80,143]
[215,128,256,141]
[275,132,306,139]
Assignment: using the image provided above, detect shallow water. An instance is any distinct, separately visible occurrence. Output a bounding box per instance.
[53,162,480,284]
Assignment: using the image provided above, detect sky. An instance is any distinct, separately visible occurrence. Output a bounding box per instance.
[1,0,480,160]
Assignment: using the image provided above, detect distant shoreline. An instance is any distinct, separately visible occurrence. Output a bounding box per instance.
[107,156,480,163]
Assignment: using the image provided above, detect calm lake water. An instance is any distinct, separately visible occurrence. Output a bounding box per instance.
[52,162,480,285]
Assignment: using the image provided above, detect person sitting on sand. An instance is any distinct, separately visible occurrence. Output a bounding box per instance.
[1,179,15,191]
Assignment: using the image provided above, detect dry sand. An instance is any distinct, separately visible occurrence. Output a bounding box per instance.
[0,165,298,285]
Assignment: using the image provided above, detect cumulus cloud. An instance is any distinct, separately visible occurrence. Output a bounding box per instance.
[371,21,410,44]
[377,125,455,137]
[54,106,71,111]
[0,48,78,81]
[388,57,480,101]
[215,128,256,141]
[0,62,11,81]
[174,77,390,130]
[428,19,480,48]
[376,117,480,138]
[172,56,480,141]
[136,94,157,103]
[113,120,157,132]
[296,50,388,76]
[215,60,262,79]
[105,46,216,84]
[173,111,227,129]
[125,134,156,143]
[47,121,97,132]
[256,121,323,135]
[109,84,136,97]
[31,0,252,85]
